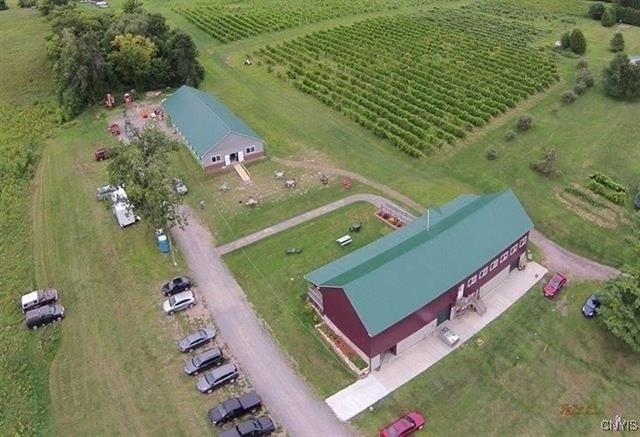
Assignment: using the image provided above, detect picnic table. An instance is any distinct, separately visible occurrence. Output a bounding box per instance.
[285,247,303,255]
[349,222,362,232]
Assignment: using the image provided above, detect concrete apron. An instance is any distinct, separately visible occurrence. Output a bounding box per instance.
[325,262,548,421]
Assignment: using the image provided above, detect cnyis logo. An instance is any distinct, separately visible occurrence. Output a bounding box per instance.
[601,414,639,432]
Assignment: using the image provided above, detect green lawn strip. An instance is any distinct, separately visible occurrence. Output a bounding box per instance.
[223,202,392,396]
[33,113,247,435]
[353,281,640,434]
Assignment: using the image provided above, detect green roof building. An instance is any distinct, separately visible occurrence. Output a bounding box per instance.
[306,189,533,365]
[162,85,264,170]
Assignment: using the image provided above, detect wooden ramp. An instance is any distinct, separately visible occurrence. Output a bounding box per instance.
[234,163,251,183]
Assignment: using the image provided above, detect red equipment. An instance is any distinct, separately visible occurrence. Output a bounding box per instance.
[109,123,121,136]
[342,178,352,190]
[123,92,133,108]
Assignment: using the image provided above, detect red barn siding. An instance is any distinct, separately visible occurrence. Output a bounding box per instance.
[318,232,530,359]
[321,286,372,356]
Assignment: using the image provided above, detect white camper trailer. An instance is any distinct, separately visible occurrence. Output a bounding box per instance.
[110,187,140,228]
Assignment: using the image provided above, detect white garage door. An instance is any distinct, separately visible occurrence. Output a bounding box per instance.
[395,319,438,354]
[479,266,510,298]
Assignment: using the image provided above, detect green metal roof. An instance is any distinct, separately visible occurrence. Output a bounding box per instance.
[305,189,533,336]
[161,85,261,161]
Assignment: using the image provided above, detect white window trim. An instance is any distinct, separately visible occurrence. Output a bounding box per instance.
[479,267,489,279]
[509,244,518,255]
[467,275,477,286]
[245,145,256,154]
[211,155,221,163]
[500,252,509,263]
[519,236,528,247]
[490,259,499,271]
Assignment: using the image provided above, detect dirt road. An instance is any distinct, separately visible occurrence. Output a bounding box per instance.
[171,207,353,437]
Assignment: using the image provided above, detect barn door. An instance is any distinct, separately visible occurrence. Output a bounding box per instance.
[238,151,245,162]
[224,154,231,166]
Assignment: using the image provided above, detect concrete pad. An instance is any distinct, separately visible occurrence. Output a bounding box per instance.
[325,262,547,421]
[326,376,389,421]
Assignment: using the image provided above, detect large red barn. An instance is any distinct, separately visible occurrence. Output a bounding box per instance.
[305,189,533,369]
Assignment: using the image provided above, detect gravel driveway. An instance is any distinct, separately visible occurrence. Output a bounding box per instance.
[171,206,353,437]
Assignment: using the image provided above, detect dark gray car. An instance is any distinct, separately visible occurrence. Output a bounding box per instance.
[184,347,223,375]
[178,327,216,353]
[25,304,65,329]
[219,416,275,437]
[196,363,238,394]
[208,391,262,426]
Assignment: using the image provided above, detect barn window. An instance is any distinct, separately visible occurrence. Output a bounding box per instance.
[500,252,509,263]
[519,236,528,247]
[211,155,221,163]
[490,259,499,271]
[245,145,256,154]
[467,275,477,286]
[510,244,518,255]
[479,267,489,279]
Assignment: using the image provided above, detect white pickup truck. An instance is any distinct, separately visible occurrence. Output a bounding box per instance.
[21,288,59,313]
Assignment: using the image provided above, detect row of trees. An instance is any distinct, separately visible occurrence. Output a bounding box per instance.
[46,2,204,119]
[589,1,640,27]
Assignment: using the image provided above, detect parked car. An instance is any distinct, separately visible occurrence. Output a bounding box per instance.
[96,184,117,201]
[174,178,188,195]
[25,304,65,329]
[184,347,223,375]
[379,411,425,437]
[196,363,238,394]
[207,391,262,426]
[178,327,216,353]
[582,294,601,317]
[219,416,275,437]
[161,276,192,296]
[20,288,58,313]
[543,272,568,298]
[162,290,197,315]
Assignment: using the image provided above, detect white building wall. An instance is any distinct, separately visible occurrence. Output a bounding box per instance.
[395,319,438,355]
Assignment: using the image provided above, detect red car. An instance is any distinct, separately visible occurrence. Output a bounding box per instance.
[380,411,425,437]
[543,272,567,298]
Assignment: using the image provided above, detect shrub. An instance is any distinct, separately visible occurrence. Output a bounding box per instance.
[18,0,36,6]
[561,90,578,104]
[574,81,587,95]
[610,32,625,53]
[577,59,589,70]
[486,147,498,160]
[532,149,558,177]
[504,130,517,142]
[516,114,533,132]
[603,53,640,98]
[570,29,587,54]
[577,68,595,87]
[560,32,571,49]
[588,2,606,19]
[0,0,7,10]
[601,6,617,27]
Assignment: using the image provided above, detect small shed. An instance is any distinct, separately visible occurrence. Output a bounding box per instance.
[162,86,265,171]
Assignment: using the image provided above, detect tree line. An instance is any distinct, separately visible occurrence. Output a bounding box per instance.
[46,1,204,120]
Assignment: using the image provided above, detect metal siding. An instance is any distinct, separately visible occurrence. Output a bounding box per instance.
[201,133,264,165]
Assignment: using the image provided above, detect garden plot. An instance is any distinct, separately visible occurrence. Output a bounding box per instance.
[255,9,558,156]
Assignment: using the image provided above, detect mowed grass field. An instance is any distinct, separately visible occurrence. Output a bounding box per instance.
[223,203,392,396]
[33,112,259,436]
[354,281,640,435]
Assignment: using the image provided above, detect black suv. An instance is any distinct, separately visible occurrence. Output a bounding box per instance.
[196,363,238,394]
[184,348,223,376]
[208,391,262,426]
[25,304,65,329]
[161,276,192,296]
[219,416,275,437]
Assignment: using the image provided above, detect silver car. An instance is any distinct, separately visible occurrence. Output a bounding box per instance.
[196,363,238,394]
[162,290,197,315]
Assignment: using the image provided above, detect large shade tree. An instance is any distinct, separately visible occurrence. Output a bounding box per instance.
[107,127,185,230]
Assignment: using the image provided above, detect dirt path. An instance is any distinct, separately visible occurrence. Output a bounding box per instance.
[272,156,425,213]
[171,206,353,437]
[529,229,619,281]
[217,193,414,254]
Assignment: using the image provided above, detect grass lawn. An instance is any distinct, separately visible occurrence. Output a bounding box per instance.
[223,202,392,396]
[33,113,254,435]
[354,281,640,435]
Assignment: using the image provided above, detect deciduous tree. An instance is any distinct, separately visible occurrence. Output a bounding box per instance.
[107,127,185,230]
[108,33,157,88]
